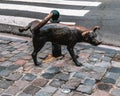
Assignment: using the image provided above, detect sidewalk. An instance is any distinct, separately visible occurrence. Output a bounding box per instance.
[0,33,120,96]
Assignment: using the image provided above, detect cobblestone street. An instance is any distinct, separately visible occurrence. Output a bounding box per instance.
[0,33,120,96]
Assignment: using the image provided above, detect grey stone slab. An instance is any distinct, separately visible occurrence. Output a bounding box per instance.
[0,80,14,89]
[93,66,107,73]
[102,56,112,62]
[7,64,21,71]
[0,66,6,72]
[42,73,55,79]
[77,85,93,94]
[0,61,13,67]
[39,86,57,94]
[73,72,88,79]
[35,92,51,96]
[22,73,37,82]
[110,88,120,96]
[1,94,12,96]
[116,78,120,88]
[0,69,12,77]
[49,79,65,88]
[46,66,60,74]
[97,83,113,92]
[55,73,70,81]
[18,92,32,96]
[9,56,20,62]
[62,78,81,90]
[102,77,116,84]
[5,72,23,81]
[105,72,120,81]
[83,77,96,86]
[23,85,40,95]
[109,67,120,73]
[32,78,49,87]
[95,61,111,68]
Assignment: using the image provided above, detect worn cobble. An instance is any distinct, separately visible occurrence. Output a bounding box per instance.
[0,34,120,96]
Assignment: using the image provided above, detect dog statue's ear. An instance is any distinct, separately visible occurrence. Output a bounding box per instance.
[92,26,100,32]
[82,31,89,37]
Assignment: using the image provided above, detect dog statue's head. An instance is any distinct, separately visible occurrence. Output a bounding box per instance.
[82,26,102,46]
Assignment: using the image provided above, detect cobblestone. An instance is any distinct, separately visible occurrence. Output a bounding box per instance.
[32,78,49,87]
[0,34,120,95]
[22,73,37,82]
[110,88,120,96]
[23,85,40,95]
[77,85,93,94]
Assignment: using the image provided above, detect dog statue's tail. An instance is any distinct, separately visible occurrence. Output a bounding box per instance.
[19,10,59,32]
[19,24,31,32]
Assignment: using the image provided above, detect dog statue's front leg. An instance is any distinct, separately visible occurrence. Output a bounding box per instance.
[67,46,82,66]
[32,51,41,66]
[32,37,46,66]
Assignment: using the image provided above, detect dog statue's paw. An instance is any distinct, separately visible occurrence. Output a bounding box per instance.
[35,62,42,67]
[75,62,83,66]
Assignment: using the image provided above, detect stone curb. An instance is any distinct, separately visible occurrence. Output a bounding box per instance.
[0,23,120,51]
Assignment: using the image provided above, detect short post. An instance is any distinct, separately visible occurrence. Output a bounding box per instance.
[50,10,62,57]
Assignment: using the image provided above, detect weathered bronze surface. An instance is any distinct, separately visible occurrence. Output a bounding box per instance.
[19,21,101,66]
[50,10,62,58]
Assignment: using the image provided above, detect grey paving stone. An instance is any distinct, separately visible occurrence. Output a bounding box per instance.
[42,73,55,79]
[49,79,65,88]
[22,73,37,82]
[1,94,12,96]
[18,92,32,96]
[0,61,13,67]
[97,83,113,92]
[38,86,57,94]
[90,53,103,59]
[80,48,94,54]
[102,56,112,62]
[72,91,86,96]
[94,61,111,68]
[77,85,93,94]
[110,88,120,96]
[5,72,22,81]
[87,71,105,81]
[7,47,16,52]
[9,56,20,62]
[55,73,70,81]
[116,78,120,88]
[109,67,120,73]
[0,69,12,77]
[46,66,60,74]
[83,77,96,86]
[32,78,49,87]
[35,91,51,96]
[102,77,116,84]
[105,72,120,81]
[0,79,14,89]
[15,52,28,57]
[93,66,107,73]
[38,53,48,59]
[0,66,6,72]
[73,72,88,79]
[7,64,21,71]
[62,78,81,90]
[23,85,40,95]
[35,86,57,96]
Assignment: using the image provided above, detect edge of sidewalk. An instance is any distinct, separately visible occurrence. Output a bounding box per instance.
[0,23,32,37]
[0,23,120,52]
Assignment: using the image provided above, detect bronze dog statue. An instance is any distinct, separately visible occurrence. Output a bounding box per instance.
[19,20,101,66]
